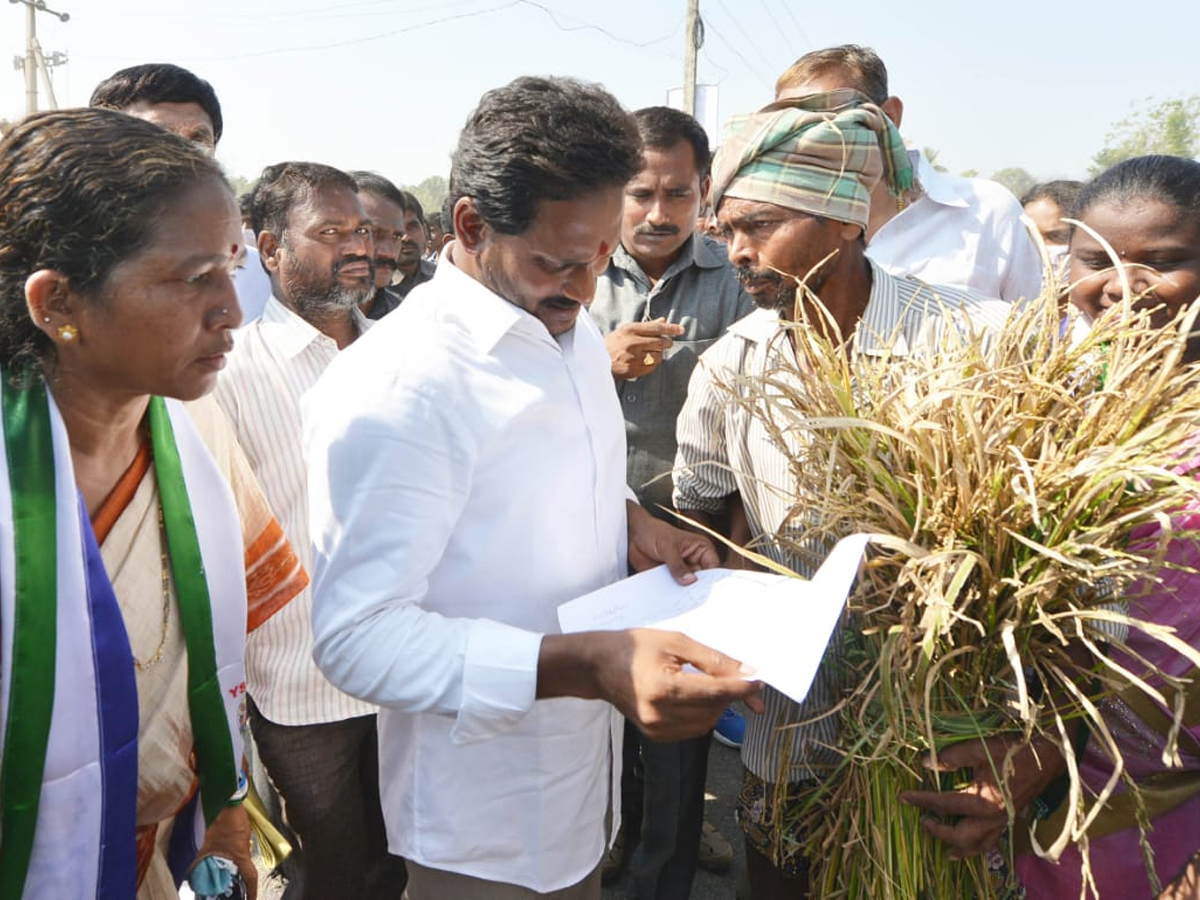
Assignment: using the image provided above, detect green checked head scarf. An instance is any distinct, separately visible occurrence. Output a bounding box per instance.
[711,89,913,230]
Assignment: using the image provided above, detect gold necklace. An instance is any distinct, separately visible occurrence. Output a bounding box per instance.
[134,503,172,672]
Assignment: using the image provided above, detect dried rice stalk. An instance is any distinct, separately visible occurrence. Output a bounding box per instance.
[718,272,1200,899]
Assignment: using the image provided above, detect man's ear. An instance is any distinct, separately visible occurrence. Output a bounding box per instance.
[838,221,863,243]
[25,269,75,342]
[881,95,904,129]
[258,231,282,273]
[453,197,490,255]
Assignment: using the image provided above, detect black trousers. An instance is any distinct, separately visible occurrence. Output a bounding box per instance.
[248,698,406,900]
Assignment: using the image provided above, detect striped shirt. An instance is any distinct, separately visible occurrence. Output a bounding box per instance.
[214,297,376,726]
[673,261,1011,783]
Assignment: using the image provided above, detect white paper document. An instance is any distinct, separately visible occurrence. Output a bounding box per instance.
[557,534,871,704]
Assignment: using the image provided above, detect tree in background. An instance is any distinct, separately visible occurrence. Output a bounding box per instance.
[1090,95,1200,174]
[228,174,255,200]
[989,166,1036,199]
[405,174,448,218]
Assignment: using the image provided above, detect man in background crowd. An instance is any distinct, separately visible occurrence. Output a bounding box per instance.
[353,171,411,320]
[215,161,405,900]
[392,189,437,300]
[590,105,753,900]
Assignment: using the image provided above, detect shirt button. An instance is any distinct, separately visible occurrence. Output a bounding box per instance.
[626,394,637,403]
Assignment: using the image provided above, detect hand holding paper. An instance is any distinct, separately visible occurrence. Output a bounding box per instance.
[558,534,870,704]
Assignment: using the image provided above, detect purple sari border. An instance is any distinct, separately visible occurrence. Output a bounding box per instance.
[78,492,139,900]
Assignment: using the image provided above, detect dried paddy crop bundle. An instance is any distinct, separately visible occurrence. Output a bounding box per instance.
[718,286,1200,899]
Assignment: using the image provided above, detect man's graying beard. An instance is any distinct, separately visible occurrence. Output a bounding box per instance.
[288,254,376,313]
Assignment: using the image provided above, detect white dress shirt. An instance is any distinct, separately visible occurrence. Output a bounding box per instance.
[867,150,1043,304]
[304,252,627,892]
[214,297,376,726]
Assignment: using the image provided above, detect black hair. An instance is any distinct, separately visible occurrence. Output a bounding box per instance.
[1074,156,1200,226]
[449,75,643,235]
[399,190,426,226]
[776,45,889,105]
[0,108,228,376]
[350,171,410,214]
[238,191,256,224]
[251,161,358,239]
[89,63,224,144]
[1021,180,1084,211]
[633,106,711,179]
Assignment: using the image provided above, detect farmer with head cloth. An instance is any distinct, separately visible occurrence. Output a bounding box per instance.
[672,90,1010,899]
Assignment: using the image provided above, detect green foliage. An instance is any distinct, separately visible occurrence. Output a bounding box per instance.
[1090,95,1200,175]
[227,174,256,200]
[404,175,448,218]
[989,166,1036,199]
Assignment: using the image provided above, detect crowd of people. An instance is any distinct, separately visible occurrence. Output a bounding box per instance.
[0,40,1197,900]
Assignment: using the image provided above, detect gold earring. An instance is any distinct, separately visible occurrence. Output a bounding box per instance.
[57,324,79,342]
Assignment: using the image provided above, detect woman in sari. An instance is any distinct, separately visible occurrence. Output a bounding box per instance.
[0,108,304,899]
[902,155,1200,899]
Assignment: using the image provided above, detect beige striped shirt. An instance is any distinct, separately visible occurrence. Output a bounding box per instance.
[673,261,1011,783]
[214,297,376,726]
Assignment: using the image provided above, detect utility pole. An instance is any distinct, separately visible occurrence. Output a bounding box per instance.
[683,0,698,116]
[10,0,70,115]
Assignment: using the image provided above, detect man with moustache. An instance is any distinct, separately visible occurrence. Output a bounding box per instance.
[304,76,763,900]
[391,190,437,300]
[214,162,406,899]
[589,106,752,899]
[352,170,411,320]
[672,93,1010,899]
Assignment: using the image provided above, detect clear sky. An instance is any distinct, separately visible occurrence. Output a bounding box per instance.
[3,0,1198,190]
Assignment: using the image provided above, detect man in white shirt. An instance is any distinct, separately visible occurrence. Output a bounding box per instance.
[774,44,1043,304]
[214,161,406,899]
[304,76,763,900]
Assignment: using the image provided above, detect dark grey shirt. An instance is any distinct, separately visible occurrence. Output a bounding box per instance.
[589,233,753,516]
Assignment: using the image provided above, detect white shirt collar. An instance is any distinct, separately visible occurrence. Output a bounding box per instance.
[433,245,564,356]
[911,149,971,210]
[259,295,372,360]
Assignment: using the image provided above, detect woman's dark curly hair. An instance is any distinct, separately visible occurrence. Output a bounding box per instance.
[0,107,229,378]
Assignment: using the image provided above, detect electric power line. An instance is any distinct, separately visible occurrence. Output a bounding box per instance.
[700,13,773,88]
[169,0,682,63]
[774,0,813,50]
[711,0,774,71]
[755,0,798,65]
